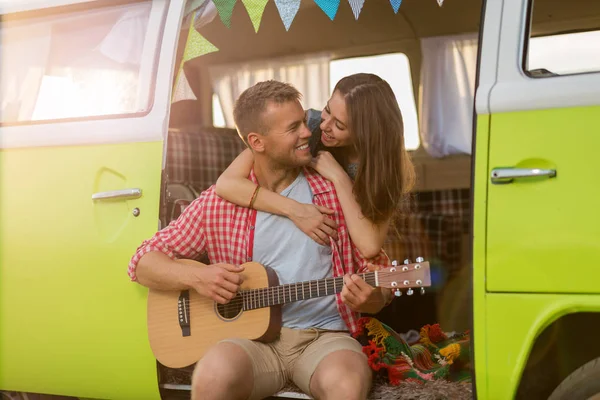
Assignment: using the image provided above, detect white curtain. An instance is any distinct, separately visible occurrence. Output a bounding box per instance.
[419,33,478,157]
[210,54,331,127]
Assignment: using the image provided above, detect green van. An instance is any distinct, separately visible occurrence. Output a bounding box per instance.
[1,0,599,399]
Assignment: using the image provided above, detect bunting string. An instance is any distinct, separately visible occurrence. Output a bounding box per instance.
[202,0,425,30]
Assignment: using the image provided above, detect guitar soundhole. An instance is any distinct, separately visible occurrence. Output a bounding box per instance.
[216,295,243,320]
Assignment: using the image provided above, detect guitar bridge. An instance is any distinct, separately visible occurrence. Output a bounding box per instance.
[178,290,190,337]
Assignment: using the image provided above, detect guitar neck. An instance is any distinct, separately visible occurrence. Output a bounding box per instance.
[241,272,377,311]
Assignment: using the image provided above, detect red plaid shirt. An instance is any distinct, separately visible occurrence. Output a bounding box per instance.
[128,167,390,333]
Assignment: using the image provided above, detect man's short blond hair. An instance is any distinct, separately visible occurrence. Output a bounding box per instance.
[233,80,302,145]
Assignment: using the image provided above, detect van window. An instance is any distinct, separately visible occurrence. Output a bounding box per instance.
[0,1,153,124]
[213,93,226,128]
[210,53,330,129]
[330,53,420,150]
[210,52,420,151]
[524,0,600,77]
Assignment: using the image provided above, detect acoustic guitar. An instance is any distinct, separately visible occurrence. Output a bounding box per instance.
[147,259,431,368]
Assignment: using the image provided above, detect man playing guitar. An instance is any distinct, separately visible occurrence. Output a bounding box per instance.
[128,80,393,400]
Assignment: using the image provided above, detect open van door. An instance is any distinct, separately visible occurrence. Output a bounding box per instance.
[0,0,185,398]
[473,0,600,398]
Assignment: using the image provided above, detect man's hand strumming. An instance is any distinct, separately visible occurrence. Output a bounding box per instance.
[186,263,245,304]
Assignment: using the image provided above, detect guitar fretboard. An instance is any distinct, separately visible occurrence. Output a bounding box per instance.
[240,273,377,310]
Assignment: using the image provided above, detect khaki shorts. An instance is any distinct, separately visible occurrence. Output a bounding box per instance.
[222,327,366,399]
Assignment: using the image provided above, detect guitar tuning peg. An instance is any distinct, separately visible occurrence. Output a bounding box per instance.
[407,288,414,296]
[394,289,402,297]
[392,260,398,266]
[416,257,424,263]
[420,287,425,295]
[403,259,411,265]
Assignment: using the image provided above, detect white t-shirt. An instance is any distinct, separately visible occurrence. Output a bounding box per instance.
[252,172,346,331]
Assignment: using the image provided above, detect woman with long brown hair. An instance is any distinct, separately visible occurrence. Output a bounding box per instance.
[215,73,415,258]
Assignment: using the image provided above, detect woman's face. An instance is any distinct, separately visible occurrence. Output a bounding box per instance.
[320,90,353,148]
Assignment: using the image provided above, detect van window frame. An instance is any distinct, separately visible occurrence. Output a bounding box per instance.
[0,0,168,127]
[521,0,600,80]
[479,0,600,115]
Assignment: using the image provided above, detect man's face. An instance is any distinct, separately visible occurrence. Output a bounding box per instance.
[258,100,312,168]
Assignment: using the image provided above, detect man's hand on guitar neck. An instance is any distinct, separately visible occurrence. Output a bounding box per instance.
[340,274,393,315]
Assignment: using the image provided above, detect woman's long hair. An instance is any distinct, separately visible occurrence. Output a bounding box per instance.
[332,73,415,225]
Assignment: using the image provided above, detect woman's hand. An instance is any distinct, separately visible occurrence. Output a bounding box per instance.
[310,151,347,184]
[289,203,338,246]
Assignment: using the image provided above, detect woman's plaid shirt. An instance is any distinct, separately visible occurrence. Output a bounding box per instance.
[128,167,390,334]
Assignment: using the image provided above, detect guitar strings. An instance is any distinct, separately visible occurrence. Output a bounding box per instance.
[186,277,407,314]
[159,272,424,322]
[175,271,419,315]
[199,279,376,313]
[215,275,414,312]
[173,285,423,320]
[175,270,419,313]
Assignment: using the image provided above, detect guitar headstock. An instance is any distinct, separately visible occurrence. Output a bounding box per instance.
[376,257,431,297]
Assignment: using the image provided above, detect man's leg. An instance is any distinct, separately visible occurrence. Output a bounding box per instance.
[309,349,372,400]
[292,331,372,400]
[191,339,285,400]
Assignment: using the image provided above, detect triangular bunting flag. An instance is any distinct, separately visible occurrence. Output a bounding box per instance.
[212,0,236,28]
[390,0,402,13]
[172,70,197,103]
[183,28,219,62]
[242,0,269,32]
[172,14,219,103]
[314,0,340,21]
[274,0,301,31]
[348,0,365,19]
[437,0,444,6]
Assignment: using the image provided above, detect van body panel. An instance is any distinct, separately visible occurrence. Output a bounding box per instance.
[475,0,600,398]
[490,78,600,113]
[486,106,600,293]
[472,113,490,400]
[485,294,600,400]
[0,0,186,397]
[0,141,164,399]
[474,0,502,115]
[0,116,166,150]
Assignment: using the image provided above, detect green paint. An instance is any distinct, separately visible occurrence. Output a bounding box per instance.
[0,141,164,400]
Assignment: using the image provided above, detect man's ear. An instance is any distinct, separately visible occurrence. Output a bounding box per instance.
[247,132,266,153]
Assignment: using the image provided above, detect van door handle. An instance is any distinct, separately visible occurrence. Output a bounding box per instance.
[491,168,556,184]
[92,188,142,200]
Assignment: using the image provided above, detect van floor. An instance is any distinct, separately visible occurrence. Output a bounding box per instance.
[160,379,474,400]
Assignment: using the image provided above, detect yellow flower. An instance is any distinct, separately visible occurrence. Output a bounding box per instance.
[439,343,461,365]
